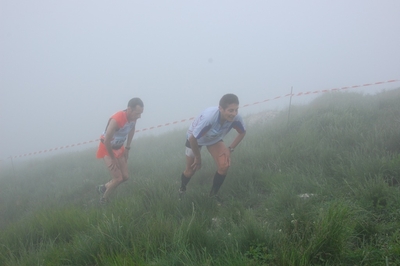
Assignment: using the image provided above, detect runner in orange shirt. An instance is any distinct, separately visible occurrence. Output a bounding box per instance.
[96,98,144,204]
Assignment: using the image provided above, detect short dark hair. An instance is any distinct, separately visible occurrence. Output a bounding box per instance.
[219,94,239,109]
[128,98,144,109]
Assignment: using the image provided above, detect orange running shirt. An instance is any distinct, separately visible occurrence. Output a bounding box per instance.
[96,110,136,158]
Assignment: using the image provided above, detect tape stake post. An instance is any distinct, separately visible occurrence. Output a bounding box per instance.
[10,155,17,179]
[287,86,293,126]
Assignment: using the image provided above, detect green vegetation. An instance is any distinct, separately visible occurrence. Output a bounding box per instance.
[1,89,400,265]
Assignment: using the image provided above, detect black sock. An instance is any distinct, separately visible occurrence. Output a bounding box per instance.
[209,172,226,197]
[181,173,191,190]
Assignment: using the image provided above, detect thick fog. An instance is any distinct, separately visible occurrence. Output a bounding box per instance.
[1,1,400,162]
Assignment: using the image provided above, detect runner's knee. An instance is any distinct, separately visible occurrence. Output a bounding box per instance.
[112,172,126,184]
[217,163,229,175]
[184,169,195,178]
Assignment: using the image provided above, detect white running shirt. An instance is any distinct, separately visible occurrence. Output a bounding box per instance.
[187,106,246,146]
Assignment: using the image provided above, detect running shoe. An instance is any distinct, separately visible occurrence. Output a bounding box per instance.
[99,197,108,205]
[97,184,106,195]
[211,195,223,206]
[179,186,186,200]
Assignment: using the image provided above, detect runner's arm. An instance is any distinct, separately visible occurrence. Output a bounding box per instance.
[229,131,246,151]
[125,126,135,149]
[104,118,119,159]
[188,134,201,159]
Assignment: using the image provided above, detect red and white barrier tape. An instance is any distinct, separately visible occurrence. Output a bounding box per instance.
[1,79,398,162]
[241,79,399,107]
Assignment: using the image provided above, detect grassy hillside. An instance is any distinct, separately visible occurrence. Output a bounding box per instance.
[1,89,400,265]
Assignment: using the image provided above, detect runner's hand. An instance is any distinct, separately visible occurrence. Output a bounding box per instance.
[109,158,118,170]
[191,157,202,171]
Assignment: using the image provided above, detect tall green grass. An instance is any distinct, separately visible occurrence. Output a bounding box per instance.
[1,89,400,265]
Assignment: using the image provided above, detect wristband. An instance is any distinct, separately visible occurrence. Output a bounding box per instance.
[228,146,234,153]
[125,146,131,150]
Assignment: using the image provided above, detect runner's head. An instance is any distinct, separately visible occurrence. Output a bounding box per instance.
[219,94,239,109]
[127,98,144,121]
[219,94,239,122]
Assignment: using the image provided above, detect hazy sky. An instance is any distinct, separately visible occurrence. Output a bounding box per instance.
[1,0,399,161]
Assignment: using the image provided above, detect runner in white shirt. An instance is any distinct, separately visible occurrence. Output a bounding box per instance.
[179,94,246,202]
